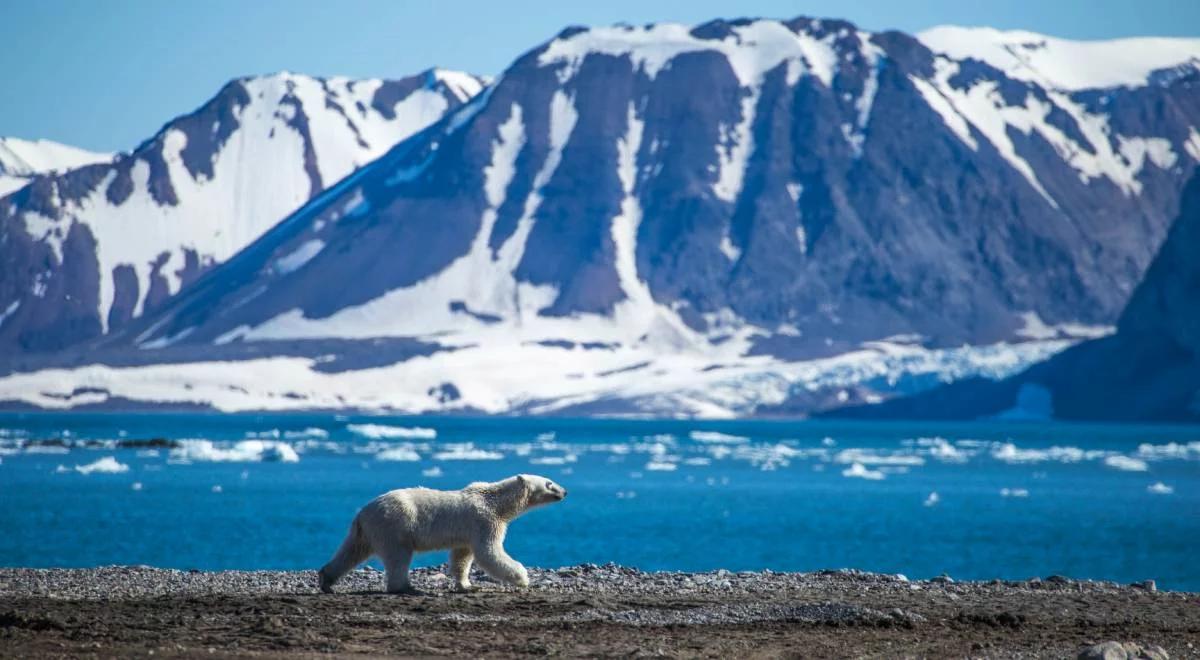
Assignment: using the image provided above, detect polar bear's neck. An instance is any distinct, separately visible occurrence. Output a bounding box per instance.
[470,479,530,522]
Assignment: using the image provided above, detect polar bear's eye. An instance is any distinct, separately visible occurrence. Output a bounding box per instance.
[546,481,555,490]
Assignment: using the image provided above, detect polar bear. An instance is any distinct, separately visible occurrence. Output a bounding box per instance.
[318,474,567,594]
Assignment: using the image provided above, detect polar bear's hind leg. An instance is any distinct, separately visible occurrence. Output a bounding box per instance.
[380,546,416,594]
[318,518,372,593]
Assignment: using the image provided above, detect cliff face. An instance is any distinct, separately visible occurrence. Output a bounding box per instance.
[831,174,1200,422]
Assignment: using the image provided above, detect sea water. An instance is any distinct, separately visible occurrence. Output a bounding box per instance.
[0,413,1196,590]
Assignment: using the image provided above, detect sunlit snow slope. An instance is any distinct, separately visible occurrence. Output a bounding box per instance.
[0,137,112,197]
[0,69,484,352]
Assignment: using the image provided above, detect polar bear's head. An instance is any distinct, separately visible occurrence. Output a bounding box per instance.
[518,474,568,508]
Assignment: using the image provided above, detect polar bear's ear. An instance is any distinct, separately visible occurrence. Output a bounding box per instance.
[516,474,527,486]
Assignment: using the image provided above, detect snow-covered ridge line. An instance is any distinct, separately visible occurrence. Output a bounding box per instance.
[918,25,1200,91]
[0,137,113,197]
[538,19,843,86]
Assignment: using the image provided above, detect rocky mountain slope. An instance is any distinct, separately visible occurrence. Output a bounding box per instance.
[0,69,483,352]
[1,17,1198,415]
[831,172,1200,422]
[0,137,112,197]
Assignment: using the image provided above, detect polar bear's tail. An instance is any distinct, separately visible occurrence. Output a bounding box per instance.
[318,517,372,593]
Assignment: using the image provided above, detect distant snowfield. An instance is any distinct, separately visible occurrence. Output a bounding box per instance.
[0,335,1082,417]
[0,137,112,197]
[918,26,1200,91]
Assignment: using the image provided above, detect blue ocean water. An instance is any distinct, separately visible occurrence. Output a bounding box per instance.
[1,413,1197,590]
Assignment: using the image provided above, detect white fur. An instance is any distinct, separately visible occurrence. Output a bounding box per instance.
[318,474,567,593]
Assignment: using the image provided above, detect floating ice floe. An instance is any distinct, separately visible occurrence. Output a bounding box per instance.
[689,431,750,444]
[841,462,885,480]
[1136,442,1200,461]
[348,424,437,440]
[375,447,421,462]
[990,443,1103,463]
[422,466,443,477]
[1147,482,1174,495]
[645,460,678,471]
[283,428,330,440]
[923,492,940,507]
[211,485,223,493]
[834,448,925,466]
[67,456,130,475]
[170,440,300,463]
[1103,455,1149,472]
[1000,488,1030,498]
[912,437,970,462]
[433,445,504,461]
[131,482,143,491]
[25,445,69,455]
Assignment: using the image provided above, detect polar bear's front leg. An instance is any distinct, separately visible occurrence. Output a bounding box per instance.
[449,547,475,591]
[471,530,529,588]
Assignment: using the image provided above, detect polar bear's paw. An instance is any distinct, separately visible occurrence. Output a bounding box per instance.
[452,583,480,593]
[513,569,530,589]
[317,569,334,594]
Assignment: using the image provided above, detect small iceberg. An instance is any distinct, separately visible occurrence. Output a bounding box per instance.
[348,424,437,440]
[689,431,749,444]
[923,492,940,507]
[421,466,443,478]
[1000,488,1030,498]
[841,463,884,480]
[375,447,421,462]
[66,456,130,475]
[433,445,503,461]
[170,440,299,463]
[1103,455,1149,472]
[1147,482,1174,495]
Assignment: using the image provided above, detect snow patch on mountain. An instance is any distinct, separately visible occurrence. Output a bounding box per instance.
[0,137,112,178]
[0,137,112,197]
[913,56,1186,204]
[918,26,1200,91]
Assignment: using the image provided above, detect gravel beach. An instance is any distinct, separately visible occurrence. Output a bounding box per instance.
[1,565,1196,658]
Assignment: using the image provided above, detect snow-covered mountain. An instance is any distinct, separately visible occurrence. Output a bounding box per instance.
[0,68,484,352]
[0,137,112,197]
[2,17,1199,416]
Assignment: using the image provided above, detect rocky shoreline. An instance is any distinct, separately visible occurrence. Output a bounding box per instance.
[1,565,1196,657]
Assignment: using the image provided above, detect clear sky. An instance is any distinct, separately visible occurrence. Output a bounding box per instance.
[4,0,1198,153]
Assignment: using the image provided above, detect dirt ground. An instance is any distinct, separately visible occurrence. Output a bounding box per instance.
[1,566,1197,658]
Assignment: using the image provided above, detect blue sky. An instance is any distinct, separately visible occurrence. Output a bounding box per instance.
[4,0,1198,152]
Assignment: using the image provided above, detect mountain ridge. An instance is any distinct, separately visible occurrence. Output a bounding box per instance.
[0,68,484,353]
[1,16,1197,417]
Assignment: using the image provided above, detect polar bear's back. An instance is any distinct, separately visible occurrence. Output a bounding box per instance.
[356,487,488,552]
